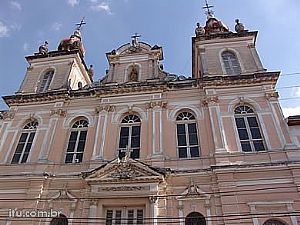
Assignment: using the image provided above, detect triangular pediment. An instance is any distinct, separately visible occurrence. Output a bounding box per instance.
[83,158,165,184]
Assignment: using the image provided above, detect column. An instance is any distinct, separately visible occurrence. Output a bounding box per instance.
[88,200,98,225]
[149,197,158,225]
[177,200,184,225]
[203,96,227,153]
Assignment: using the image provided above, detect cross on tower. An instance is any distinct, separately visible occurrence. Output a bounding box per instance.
[203,0,214,17]
[76,17,86,30]
[131,33,141,47]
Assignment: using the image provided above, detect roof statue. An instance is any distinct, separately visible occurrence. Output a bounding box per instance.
[195,22,205,36]
[235,19,247,33]
[57,18,86,58]
[87,65,94,82]
[38,41,49,55]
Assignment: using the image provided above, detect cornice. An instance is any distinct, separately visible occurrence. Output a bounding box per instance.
[2,72,279,106]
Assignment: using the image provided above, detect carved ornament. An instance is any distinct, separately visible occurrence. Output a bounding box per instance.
[202,96,219,106]
[50,109,67,117]
[265,91,279,100]
[95,105,115,114]
[146,101,168,109]
[99,186,148,192]
[109,162,143,179]
[0,111,15,120]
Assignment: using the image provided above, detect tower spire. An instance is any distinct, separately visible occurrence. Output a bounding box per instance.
[203,0,214,18]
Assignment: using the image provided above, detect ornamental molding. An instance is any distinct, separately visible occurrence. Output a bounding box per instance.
[0,111,15,120]
[83,158,164,184]
[265,91,279,100]
[95,105,115,114]
[146,101,168,109]
[99,186,149,192]
[202,96,219,107]
[50,108,67,117]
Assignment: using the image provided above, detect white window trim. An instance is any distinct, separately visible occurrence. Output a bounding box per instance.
[219,48,245,75]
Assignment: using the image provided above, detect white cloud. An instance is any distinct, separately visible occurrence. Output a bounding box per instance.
[293,87,300,97]
[282,106,300,118]
[23,42,29,51]
[90,1,112,14]
[51,22,63,31]
[67,0,79,7]
[10,1,22,11]
[0,21,9,37]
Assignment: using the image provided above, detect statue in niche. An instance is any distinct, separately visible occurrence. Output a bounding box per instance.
[128,65,139,82]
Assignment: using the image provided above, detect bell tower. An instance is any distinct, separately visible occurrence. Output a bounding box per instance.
[192,1,265,78]
[17,20,92,94]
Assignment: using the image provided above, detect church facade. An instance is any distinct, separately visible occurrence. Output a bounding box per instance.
[0,8,300,225]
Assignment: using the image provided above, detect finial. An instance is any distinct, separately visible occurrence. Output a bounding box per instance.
[131,33,141,47]
[76,17,86,31]
[203,0,214,18]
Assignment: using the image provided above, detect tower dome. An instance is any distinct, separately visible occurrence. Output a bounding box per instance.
[57,19,86,58]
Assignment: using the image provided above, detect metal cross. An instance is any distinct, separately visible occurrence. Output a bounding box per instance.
[203,0,214,16]
[76,17,86,30]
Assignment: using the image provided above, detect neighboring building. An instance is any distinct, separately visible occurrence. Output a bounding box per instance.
[0,7,300,225]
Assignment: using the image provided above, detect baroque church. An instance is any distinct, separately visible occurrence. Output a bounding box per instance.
[0,3,300,225]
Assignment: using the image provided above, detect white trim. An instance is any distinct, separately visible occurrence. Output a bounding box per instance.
[4,131,18,163]
[112,106,147,123]
[228,97,262,114]
[92,113,102,160]
[219,48,245,74]
[36,67,56,93]
[64,113,94,128]
[168,105,202,121]
[269,102,285,148]
[38,117,58,161]
[99,113,108,159]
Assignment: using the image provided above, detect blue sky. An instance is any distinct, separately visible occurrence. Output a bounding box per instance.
[0,0,299,117]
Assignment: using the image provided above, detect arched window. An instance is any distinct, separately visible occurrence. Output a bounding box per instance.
[234,105,265,152]
[176,112,200,158]
[118,114,141,159]
[263,219,286,225]
[50,214,68,225]
[185,212,206,225]
[221,51,241,75]
[65,119,88,163]
[38,70,54,93]
[11,120,38,164]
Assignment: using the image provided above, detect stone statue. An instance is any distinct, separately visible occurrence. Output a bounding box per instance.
[38,41,49,55]
[235,19,245,33]
[195,23,205,36]
[87,65,94,82]
[129,65,138,82]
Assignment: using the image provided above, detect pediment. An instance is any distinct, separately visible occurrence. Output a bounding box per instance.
[83,158,165,184]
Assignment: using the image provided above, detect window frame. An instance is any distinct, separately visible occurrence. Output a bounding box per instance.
[11,121,38,164]
[105,207,144,225]
[118,114,141,159]
[65,119,89,164]
[234,105,266,152]
[176,112,200,159]
[221,51,242,75]
[38,69,54,93]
